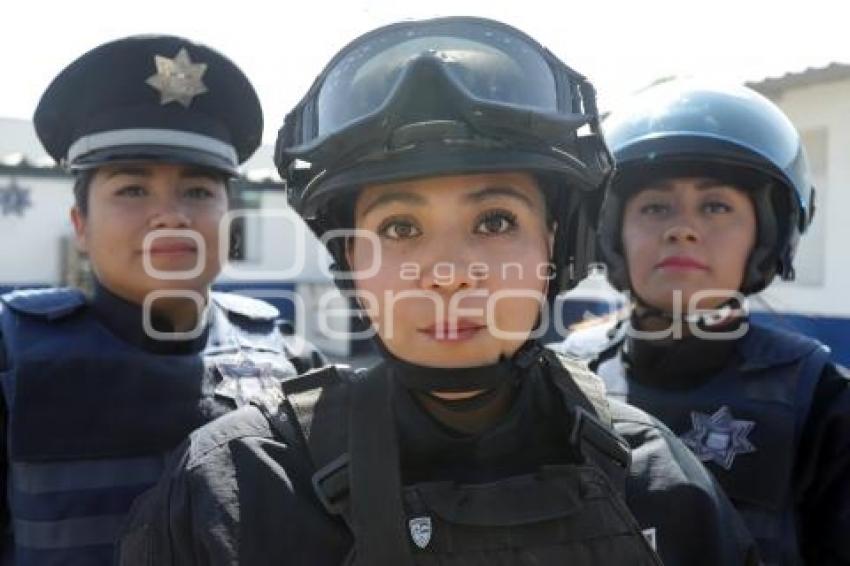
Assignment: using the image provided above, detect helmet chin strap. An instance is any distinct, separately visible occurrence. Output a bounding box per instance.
[630,292,746,333]
[378,337,544,395]
[339,273,546,396]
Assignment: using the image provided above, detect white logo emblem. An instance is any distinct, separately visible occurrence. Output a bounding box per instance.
[409,516,432,549]
[642,527,658,552]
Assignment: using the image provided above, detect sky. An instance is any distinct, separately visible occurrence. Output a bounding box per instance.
[3,0,849,143]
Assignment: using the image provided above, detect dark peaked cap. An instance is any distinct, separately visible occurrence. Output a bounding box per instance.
[34,34,263,174]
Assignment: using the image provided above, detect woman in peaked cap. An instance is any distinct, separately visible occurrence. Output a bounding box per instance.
[0,34,323,565]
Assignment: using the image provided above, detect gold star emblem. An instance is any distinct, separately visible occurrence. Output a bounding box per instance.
[145,47,208,108]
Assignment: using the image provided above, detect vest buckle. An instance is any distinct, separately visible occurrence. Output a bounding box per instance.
[571,406,631,470]
[312,452,351,516]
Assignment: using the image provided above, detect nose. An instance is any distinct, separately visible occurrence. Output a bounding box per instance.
[419,245,481,295]
[662,220,701,245]
[148,195,191,229]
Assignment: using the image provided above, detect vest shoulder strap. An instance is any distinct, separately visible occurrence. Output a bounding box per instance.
[554,315,624,363]
[258,365,352,517]
[543,349,632,492]
[549,349,613,426]
[267,363,414,564]
[211,292,279,322]
[1,287,86,320]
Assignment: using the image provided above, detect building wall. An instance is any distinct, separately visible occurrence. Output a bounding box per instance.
[216,189,346,356]
[0,172,74,286]
[756,78,850,319]
[217,189,332,285]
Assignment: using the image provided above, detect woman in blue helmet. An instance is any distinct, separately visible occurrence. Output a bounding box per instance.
[555,79,850,565]
[118,19,759,565]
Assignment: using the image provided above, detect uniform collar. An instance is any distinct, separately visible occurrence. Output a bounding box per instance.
[395,362,575,483]
[623,316,743,389]
[90,280,211,355]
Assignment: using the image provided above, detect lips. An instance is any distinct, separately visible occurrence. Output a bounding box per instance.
[145,242,198,255]
[655,255,709,271]
[418,320,487,341]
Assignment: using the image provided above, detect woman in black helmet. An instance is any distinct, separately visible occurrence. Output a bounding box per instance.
[555,79,850,565]
[119,19,758,566]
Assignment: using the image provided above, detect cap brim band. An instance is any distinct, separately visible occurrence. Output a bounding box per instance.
[69,145,238,175]
[67,128,238,170]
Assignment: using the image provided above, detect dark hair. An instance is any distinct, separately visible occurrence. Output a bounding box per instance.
[72,170,96,216]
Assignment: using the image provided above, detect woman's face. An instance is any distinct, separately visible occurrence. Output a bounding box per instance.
[71,163,229,305]
[347,172,554,368]
[621,176,757,313]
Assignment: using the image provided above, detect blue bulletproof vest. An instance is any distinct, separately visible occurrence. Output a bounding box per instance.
[559,321,829,566]
[0,287,298,566]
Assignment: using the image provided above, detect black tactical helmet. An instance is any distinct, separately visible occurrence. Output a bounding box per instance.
[598,79,816,295]
[275,16,614,296]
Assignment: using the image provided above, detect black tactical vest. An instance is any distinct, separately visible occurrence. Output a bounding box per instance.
[268,350,662,566]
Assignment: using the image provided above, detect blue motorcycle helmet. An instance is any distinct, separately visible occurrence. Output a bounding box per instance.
[598,79,816,295]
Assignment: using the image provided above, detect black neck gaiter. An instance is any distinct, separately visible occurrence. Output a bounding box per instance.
[625,314,744,389]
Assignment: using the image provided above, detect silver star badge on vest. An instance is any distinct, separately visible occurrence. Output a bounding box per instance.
[146,47,208,107]
[214,358,282,409]
[680,405,755,470]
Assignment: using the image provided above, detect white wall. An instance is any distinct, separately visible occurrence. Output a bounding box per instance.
[755,78,850,317]
[0,174,75,285]
[216,190,333,285]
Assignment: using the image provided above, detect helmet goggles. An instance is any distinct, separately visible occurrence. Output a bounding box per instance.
[276,17,610,195]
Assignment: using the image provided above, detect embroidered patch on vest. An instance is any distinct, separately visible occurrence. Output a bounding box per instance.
[680,405,756,470]
[409,516,432,549]
[215,358,282,408]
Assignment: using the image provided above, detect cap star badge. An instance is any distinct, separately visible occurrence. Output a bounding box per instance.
[146,47,208,107]
[680,405,755,470]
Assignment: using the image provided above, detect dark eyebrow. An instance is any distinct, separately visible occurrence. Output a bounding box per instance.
[180,167,224,182]
[695,178,736,190]
[463,186,536,209]
[640,177,735,192]
[359,191,428,217]
[105,166,151,179]
[103,166,223,182]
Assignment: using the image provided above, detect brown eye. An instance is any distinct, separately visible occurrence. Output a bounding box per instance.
[185,186,215,200]
[475,211,517,235]
[639,202,669,215]
[703,201,732,214]
[379,219,421,240]
[115,185,146,197]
